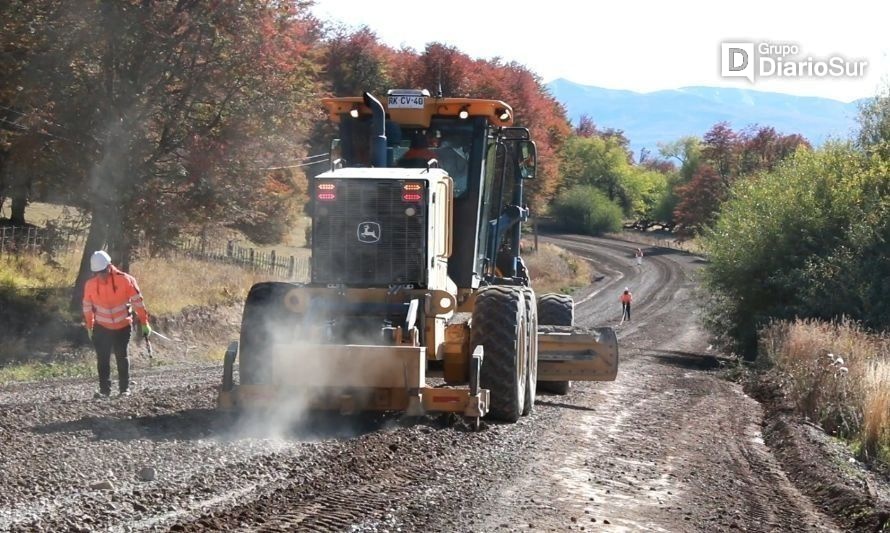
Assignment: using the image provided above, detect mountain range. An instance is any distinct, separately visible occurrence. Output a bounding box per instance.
[546,78,865,158]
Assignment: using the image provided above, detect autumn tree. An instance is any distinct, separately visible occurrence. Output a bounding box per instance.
[322,25,393,97]
[0,1,71,225]
[669,124,809,236]
[10,1,325,302]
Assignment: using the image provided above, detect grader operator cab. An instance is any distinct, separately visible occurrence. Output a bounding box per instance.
[218,89,618,427]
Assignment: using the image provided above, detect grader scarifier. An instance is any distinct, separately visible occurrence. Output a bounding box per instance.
[218,89,618,427]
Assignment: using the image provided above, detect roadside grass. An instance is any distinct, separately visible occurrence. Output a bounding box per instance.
[0,360,95,384]
[760,318,890,463]
[0,250,298,379]
[130,256,289,316]
[0,253,76,289]
[524,241,592,295]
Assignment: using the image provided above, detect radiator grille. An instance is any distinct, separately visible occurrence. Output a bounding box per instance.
[312,180,427,286]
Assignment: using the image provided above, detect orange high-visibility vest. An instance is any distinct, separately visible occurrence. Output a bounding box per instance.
[620,292,633,304]
[82,265,149,330]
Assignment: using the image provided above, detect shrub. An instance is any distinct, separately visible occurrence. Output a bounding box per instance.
[701,143,887,356]
[550,185,622,236]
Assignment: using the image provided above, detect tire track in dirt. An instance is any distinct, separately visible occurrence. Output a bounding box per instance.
[466,234,839,532]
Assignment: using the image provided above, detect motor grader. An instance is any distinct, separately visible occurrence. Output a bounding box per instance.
[217,89,618,427]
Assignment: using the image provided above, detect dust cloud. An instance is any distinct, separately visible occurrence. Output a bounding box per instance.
[225,313,407,441]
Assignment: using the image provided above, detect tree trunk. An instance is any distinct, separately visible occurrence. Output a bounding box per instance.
[9,179,28,226]
[71,208,110,312]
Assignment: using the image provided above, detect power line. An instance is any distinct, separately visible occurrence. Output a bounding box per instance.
[258,158,330,171]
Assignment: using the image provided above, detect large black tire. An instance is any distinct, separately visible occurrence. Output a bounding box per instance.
[471,286,527,422]
[522,288,538,416]
[238,282,303,385]
[537,292,574,395]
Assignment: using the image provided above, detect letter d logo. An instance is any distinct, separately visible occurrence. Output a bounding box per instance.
[721,42,755,83]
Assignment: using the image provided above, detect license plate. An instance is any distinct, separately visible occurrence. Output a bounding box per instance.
[388,95,425,109]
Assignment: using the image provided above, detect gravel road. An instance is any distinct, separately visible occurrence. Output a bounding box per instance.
[1,234,886,532]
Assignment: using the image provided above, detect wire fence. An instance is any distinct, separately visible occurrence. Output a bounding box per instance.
[0,225,85,258]
[175,238,310,281]
[0,225,310,280]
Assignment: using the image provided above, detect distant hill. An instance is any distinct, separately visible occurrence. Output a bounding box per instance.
[546,79,864,159]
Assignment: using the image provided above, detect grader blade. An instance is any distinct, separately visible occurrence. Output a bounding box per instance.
[537,325,618,382]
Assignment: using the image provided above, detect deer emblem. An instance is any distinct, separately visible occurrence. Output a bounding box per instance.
[357,222,381,243]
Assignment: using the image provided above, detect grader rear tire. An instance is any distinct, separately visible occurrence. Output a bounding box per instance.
[537,293,574,395]
[239,282,302,385]
[471,286,527,422]
[522,288,538,416]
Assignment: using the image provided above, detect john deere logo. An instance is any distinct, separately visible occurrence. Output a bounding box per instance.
[357,222,381,243]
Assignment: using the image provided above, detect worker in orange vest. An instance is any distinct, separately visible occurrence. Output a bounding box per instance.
[82,250,152,398]
[397,130,438,168]
[620,287,633,321]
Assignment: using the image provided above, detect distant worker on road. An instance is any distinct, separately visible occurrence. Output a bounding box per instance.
[82,250,153,398]
[620,287,633,322]
[635,247,644,268]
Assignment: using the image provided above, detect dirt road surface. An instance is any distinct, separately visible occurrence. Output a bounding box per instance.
[1,235,887,532]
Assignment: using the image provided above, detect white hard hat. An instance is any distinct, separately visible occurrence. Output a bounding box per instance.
[90,250,112,272]
[625,287,630,291]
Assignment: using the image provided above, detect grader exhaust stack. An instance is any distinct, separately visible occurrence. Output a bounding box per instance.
[217,89,617,426]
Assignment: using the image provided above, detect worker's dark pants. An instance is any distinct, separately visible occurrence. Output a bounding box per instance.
[93,325,131,394]
[622,302,631,321]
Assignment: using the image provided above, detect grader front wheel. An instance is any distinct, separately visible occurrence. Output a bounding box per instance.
[471,286,527,422]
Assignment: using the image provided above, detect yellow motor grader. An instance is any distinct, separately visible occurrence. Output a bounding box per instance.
[217,89,618,427]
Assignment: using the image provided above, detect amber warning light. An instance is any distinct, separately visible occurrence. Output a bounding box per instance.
[317,182,336,201]
[402,183,423,203]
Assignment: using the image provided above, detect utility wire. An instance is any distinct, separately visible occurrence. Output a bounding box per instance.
[258,158,330,171]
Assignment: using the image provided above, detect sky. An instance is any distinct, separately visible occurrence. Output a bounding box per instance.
[310,0,889,103]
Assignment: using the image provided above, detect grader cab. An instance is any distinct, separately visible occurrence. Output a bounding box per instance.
[217,89,618,427]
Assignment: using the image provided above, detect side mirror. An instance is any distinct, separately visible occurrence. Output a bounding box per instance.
[519,139,537,179]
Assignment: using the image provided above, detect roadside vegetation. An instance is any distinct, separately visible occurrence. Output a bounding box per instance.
[700,91,890,465]
[0,247,293,382]
[760,319,890,463]
[524,242,592,295]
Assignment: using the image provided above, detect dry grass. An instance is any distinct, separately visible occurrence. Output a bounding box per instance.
[605,229,705,255]
[0,201,85,226]
[132,256,296,316]
[0,253,77,289]
[760,318,890,461]
[1,250,296,319]
[524,241,592,295]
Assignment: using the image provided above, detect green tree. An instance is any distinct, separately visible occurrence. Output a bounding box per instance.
[857,87,890,158]
[560,135,630,202]
[701,143,882,356]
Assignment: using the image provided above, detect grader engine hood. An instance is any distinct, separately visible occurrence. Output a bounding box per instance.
[311,172,429,287]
